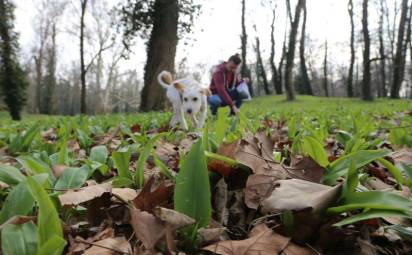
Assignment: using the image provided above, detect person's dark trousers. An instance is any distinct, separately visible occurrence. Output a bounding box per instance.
[208,89,246,115]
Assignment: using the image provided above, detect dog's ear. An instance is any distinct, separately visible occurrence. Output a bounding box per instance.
[200,88,212,97]
[173,82,184,92]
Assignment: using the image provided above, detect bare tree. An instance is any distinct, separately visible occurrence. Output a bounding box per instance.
[347,0,355,97]
[240,0,253,96]
[269,8,281,94]
[378,0,387,97]
[33,8,49,113]
[79,0,88,114]
[323,40,329,97]
[253,36,270,95]
[299,0,312,95]
[362,0,373,101]
[284,0,305,101]
[43,23,57,114]
[391,0,409,98]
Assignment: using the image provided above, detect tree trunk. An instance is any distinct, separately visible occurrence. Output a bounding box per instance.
[378,0,387,97]
[254,37,270,95]
[277,32,287,95]
[323,40,329,97]
[391,0,409,99]
[284,0,305,101]
[362,0,373,101]
[299,0,313,95]
[347,0,355,97]
[270,9,281,94]
[80,0,88,114]
[255,62,262,96]
[140,0,179,112]
[44,23,57,114]
[240,0,253,96]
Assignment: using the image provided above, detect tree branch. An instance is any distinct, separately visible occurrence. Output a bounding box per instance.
[85,41,115,73]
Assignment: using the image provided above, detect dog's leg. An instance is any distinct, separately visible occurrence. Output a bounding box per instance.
[170,112,178,128]
[197,107,207,129]
[191,115,199,128]
[179,107,188,130]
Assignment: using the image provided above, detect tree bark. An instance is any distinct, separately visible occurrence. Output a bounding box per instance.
[378,0,387,97]
[347,0,355,97]
[140,0,179,112]
[254,37,270,95]
[80,0,88,114]
[240,0,253,96]
[44,23,57,114]
[391,0,409,99]
[284,0,305,101]
[270,9,281,94]
[323,40,329,97]
[362,0,373,101]
[299,0,313,95]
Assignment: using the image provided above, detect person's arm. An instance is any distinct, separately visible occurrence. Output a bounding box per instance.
[213,71,234,106]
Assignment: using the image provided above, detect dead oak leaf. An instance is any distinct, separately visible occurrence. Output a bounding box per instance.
[392,148,412,166]
[209,132,288,178]
[83,237,132,255]
[153,207,195,230]
[52,164,69,178]
[112,188,139,202]
[288,155,325,183]
[244,174,279,209]
[130,208,165,251]
[203,224,290,255]
[132,176,174,213]
[59,182,112,206]
[261,179,342,215]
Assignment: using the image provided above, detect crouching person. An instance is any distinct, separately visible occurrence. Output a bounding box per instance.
[208,54,251,116]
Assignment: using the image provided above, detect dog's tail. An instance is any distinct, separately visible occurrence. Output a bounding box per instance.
[157,71,173,89]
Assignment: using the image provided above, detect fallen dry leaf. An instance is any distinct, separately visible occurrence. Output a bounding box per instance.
[288,155,325,183]
[155,140,178,163]
[261,179,341,214]
[52,164,69,178]
[68,139,81,152]
[0,180,9,189]
[209,132,288,178]
[208,142,238,177]
[83,237,132,255]
[153,207,195,230]
[130,208,165,250]
[244,174,279,209]
[198,227,226,243]
[132,176,174,212]
[59,182,112,206]
[391,148,412,166]
[112,188,139,202]
[203,224,314,255]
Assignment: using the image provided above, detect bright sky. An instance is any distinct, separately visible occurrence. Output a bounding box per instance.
[14,0,381,83]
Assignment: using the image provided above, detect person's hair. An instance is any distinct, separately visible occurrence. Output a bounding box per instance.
[228,53,242,65]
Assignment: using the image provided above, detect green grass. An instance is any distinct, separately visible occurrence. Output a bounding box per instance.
[0,95,412,253]
[243,95,411,114]
[1,95,411,123]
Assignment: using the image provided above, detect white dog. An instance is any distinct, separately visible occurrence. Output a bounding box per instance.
[157,70,210,130]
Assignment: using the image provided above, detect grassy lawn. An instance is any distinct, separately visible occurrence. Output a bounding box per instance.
[0,95,412,254]
[1,95,411,123]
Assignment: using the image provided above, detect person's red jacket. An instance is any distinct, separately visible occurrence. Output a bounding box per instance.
[210,62,242,106]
